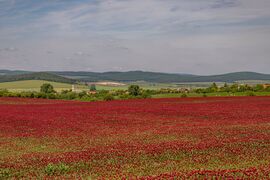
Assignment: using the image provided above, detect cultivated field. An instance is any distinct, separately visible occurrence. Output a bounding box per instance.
[0,80,209,91]
[0,97,270,178]
[96,82,226,90]
[0,80,88,92]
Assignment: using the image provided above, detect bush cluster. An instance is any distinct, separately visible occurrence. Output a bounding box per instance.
[194,83,270,94]
[1,82,269,101]
[0,83,152,101]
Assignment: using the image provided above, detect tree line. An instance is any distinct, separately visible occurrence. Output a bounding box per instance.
[0,84,151,101]
[0,83,270,101]
[194,83,270,94]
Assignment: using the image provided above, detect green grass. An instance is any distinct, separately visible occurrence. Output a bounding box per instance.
[153,91,270,98]
[236,80,270,85]
[95,85,128,91]
[0,80,88,92]
[96,82,204,91]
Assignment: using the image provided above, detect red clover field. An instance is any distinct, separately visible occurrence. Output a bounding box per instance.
[1,96,270,179]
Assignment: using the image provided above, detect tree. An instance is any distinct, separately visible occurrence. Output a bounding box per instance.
[222,83,230,92]
[253,84,264,92]
[210,83,218,92]
[230,84,239,93]
[128,85,140,96]
[40,83,55,94]
[90,84,96,91]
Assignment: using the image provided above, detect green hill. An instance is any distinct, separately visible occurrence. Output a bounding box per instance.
[0,80,87,92]
[0,72,77,84]
[55,71,195,82]
[55,71,270,83]
[1,70,270,83]
[0,70,30,76]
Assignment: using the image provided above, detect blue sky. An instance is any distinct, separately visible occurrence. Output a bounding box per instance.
[0,0,270,74]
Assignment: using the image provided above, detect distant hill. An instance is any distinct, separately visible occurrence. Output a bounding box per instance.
[1,70,270,83]
[0,70,30,76]
[0,72,77,84]
[189,72,270,83]
[54,71,196,82]
[55,71,270,83]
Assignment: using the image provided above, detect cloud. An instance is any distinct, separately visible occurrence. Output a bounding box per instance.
[0,0,270,74]
[5,47,17,51]
[0,47,18,52]
[74,51,91,57]
[1,0,270,38]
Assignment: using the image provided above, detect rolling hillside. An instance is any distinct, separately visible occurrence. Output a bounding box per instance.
[1,70,270,83]
[55,71,270,83]
[0,80,88,92]
[0,72,77,84]
[0,70,30,76]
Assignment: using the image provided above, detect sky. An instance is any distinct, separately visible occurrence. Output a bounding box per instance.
[0,0,270,75]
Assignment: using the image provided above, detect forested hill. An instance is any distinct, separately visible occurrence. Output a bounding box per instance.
[55,71,270,83]
[0,70,30,76]
[1,70,270,83]
[0,72,77,84]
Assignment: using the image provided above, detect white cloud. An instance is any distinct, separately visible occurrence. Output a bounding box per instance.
[1,0,270,37]
[0,0,270,74]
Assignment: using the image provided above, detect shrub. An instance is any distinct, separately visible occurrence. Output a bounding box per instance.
[181,93,188,98]
[78,91,87,98]
[80,95,97,102]
[103,94,114,101]
[0,89,9,97]
[119,94,133,100]
[140,92,151,99]
[46,93,57,99]
[253,84,264,92]
[246,91,256,96]
[20,91,35,98]
[44,163,69,176]
[60,92,77,100]
[6,92,17,97]
[128,85,141,96]
[40,83,55,94]
[34,92,47,99]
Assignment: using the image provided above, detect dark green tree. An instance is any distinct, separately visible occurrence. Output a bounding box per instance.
[230,84,239,93]
[222,83,230,92]
[253,84,264,92]
[128,85,140,96]
[210,82,218,92]
[90,84,96,91]
[40,83,55,94]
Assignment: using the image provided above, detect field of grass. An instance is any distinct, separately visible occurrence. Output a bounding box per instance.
[0,80,196,91]
[95,82,217,91]
[95,83,175,91]
[153,91,270,98]
[95,81,267,91]
[0,96,270,178]
[0,80,88,92]
[236,80,270,85]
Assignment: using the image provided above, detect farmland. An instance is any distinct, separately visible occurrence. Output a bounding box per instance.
[0,80,212,92]
[1,96,270,178]
[0,80,88,92]
[0,80,215,91]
